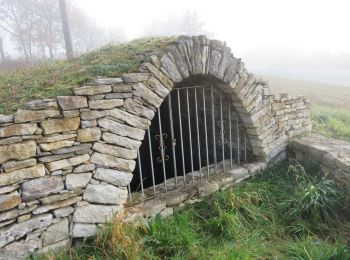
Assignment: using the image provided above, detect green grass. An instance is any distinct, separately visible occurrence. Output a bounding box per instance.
[34,162,350,259]
[0,37,174,114]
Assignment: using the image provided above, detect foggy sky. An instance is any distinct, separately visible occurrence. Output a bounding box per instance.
[76,0,350,85]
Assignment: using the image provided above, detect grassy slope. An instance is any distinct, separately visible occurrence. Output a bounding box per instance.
[36,162,350,259]
[262,75,350,143]
[0,37,174,114]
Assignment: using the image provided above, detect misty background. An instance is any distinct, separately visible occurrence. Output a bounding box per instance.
[1,0,349,86]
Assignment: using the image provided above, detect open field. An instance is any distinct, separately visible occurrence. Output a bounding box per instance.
[262,75,350,110]
[262,75,350,143]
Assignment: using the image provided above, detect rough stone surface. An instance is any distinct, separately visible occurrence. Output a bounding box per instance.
[0,213,52,247]
[77,127,101,143]
[66,173,92,190]
[39,140,74,151]
[2,158,37,173]
[93,142,137,160]
[102,132,141,150]
[98,118,145,140]
[94,168,133,186]
[41,117,80,135]
[0,140,37,164]
[53,206,74,218]
[89,99,123,109]
[83,184,128,205]
[0,123,37,138]
[72,223,97,238]
[73,205,121,223]
[74,85,112,95]
[0,164,46,187]
[0,191,21,212]
[21,176,64,201]
[57,96,88,110]
[14,110,60,123]
[42,218,69,246]
[91,152,136,172]
[46,154,90,172]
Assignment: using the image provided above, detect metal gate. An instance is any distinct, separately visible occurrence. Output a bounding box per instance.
[128,85,251,203]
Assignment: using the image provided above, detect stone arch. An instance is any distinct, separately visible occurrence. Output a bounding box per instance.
[136,36,278,162]
[0,36,311,256]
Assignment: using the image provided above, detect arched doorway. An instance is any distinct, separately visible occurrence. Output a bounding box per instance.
[129,76,254,203]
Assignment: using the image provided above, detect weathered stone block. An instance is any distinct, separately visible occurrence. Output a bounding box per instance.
[0,123,37,138]
[91,152,136,172]
[2,158,37,173]
[57,96,88,110]
[77,127,101,143]
[89,99,123,109]
[94,168,133,186]
[72,223,97,238]
[21,176,64,201]
[39,140,74,151]
[0,213,52,247]
[42,218,69,247]
[0,191,21,212]
[65,173,92,190]
[123,98,154,120]
[74,85,112,95]
[110,108,150,130]
[14,110,60,123]
[102,132,141,150]
[39,189,84,205]
[0,114,14,124]
[0,164,46,187]
[122,73,150,83]
[92,142,137,160]
[46,154,90,172]
[83,184,128,205]
[41,117,80,135]
[73,205,121,223]
[37,133,76,143]
[53,206,74,218]
[98,118,145,141]
[24,99,57,110]
[33,196,82,215]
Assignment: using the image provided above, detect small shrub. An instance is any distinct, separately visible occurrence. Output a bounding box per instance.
[281,164,344,225]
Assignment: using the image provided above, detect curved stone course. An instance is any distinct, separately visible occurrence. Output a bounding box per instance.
[0,36,311,257]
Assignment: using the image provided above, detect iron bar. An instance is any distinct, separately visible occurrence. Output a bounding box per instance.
[211,86,217,172]
[157,107,167,192]
[127,184,132,204]
[237,114,240,165]
[137,149,144,198]
[178,89,186,186]
[229,102,233,169]
[220,90,225,172]
[147,126,157,196]
[186,88,194,182]
[203,87,210,177]
[244,133,247,161]
[194,87,202,179]
[168,93,178,186]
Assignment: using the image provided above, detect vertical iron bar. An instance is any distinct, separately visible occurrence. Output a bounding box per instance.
[194,88,202,179]
[229,102,233,169]
[137,149,144,198]
[186,88,194,182]
[211,86,217,173]
[147,126,156,196]
[220,90,225,173]
[178,89,186,186]
[203,87,210,177]
[127,184,132,204]
[237,114,240,165]
[168,93,178,187]
[157,107,167,193]
[245,133,247,162]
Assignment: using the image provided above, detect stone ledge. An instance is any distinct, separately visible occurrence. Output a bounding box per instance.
[288,134,350,188]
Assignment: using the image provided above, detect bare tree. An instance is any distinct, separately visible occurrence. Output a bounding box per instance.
[144,10,211,37]
[0,37,5,61]
[59,0,73,58]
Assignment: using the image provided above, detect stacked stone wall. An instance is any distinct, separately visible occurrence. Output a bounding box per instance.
[0,36,311,257]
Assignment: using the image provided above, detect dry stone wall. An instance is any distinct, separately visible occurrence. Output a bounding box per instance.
[0,36,311,257]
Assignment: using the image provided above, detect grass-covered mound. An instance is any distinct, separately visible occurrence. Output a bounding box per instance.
[35,162,350,259]
[0,37,174,114]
